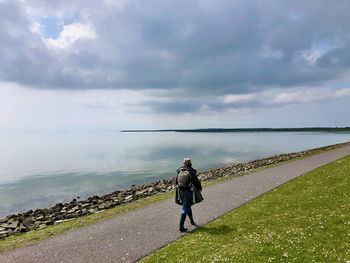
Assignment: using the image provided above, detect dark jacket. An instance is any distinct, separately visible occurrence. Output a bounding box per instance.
[175,166,203,206]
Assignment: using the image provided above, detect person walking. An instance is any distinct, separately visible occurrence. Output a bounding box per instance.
[175,158,203,232]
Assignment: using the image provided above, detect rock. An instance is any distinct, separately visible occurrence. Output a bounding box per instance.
[22,219,34,228]
[38,224,47,229]
[65,214,76,219]
[136,189,148,196]
[0,232,7,239]
[36,215,45,221]
[104,202,114,209]
[5,214,17,220]
[1,222,17,230]
[28,225,37,231]
[33,209,43,215]
[124,195,133,202]
[14,227,21,234]
[44,220,54,226]
[42,209,49,215]
[98,204,105,210]
[54,215,63,220]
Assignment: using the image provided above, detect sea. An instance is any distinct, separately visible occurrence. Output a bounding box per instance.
[0,131,349,217]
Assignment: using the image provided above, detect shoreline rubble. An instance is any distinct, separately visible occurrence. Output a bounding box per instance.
[0,141,349,240]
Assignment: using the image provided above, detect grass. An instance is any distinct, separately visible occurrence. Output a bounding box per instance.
[140,155,350,263]
[0,143,348,254]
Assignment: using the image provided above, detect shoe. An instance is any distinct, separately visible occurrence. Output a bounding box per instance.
[179,213,187,232]
[179,227,188,232]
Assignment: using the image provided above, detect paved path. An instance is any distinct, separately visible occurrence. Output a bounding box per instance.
[1,145,350,263]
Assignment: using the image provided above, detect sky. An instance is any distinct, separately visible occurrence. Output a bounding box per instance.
[1,0,350,132]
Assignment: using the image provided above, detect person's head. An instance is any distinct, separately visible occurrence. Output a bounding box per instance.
[183,158,192,167]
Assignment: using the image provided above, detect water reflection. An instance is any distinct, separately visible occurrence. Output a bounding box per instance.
[0,131,349,217]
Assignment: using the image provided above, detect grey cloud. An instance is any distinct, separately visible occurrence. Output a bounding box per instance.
[139,100,201,114]
[317,47,350,68]
[1,0,350,96]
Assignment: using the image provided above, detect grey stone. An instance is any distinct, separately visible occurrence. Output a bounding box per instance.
[36,215,45,221]
[124,195,133,202]
[1,223,16,230]
[104,202,114,209]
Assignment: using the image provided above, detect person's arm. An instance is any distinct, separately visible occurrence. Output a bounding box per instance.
[175,169,179,186]
[191,170,202,191]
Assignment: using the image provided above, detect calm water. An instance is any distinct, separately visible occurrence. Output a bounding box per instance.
[0,131,349,217]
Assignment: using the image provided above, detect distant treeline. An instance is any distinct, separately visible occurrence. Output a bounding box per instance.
[121,127,350,133]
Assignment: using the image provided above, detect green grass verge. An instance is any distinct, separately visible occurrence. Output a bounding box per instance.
[0,144,347,254]
[140,155,350,263]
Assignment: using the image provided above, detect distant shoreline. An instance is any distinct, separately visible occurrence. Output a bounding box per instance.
[121,127,350,133]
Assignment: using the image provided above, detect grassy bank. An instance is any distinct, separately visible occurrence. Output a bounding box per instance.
[0,143,348,254]
[141,155,350,262]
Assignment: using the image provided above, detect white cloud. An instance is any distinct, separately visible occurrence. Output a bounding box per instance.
[103,0,129,10]
[28,20,42,34]
[273,88,330,104]
[301,50,324,66]
[334,88,350,98]
[272,87,350,105]
[223,94,256,104]
[43,22,96,49]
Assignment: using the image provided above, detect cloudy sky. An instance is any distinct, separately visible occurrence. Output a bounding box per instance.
[1,0,350,132]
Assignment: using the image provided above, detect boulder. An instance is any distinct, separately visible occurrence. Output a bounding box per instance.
[38,224,47,229]
[0,231,7,239]
[104,202,115,209]
[124,195,133,202]
[35,215,45,221]
[98,204,105,210]
[22,219,34,228]
[1,222,17,230]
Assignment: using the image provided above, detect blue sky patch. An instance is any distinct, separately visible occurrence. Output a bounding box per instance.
[37,16,76,39]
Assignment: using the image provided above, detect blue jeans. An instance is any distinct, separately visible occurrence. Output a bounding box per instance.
[181,205,192,215]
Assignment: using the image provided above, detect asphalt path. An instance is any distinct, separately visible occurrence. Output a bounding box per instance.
[1,145,350,263]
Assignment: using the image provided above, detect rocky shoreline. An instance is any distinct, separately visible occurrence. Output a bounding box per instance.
[1,142,349,240]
